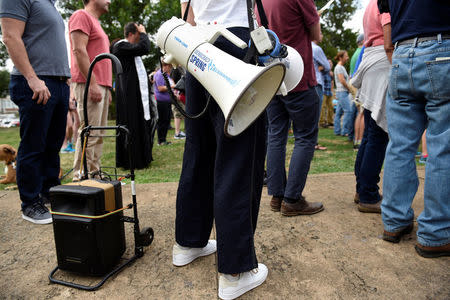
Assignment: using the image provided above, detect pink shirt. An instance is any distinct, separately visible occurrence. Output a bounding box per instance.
[69,10,112,87]
[363,0,391,47]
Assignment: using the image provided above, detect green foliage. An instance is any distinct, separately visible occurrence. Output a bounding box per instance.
[315,0,359,66]
[0,69,9,98]
[58,0,181,71]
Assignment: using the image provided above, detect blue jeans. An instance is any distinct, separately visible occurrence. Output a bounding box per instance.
[348,101,357,141]
[354,109,389,204]
[9,75,69,209]
[334,100,343,135]
[381,38,450,247]
[315,84,324,118]
[266,87,319,200]
[334,91,352,136]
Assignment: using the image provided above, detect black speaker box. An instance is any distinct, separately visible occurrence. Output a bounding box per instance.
[50,180,126,276]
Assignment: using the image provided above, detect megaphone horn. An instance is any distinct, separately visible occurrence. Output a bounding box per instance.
[156,17,286,137]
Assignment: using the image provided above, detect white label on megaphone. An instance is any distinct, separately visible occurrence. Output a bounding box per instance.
[157,17,286,136]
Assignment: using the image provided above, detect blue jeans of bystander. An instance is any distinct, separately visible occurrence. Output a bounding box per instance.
[381,38,450,247]
[334,91,352,136]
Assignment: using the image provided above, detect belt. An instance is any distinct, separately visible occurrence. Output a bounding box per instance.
[44,75,69,81]
[396,33,450,47]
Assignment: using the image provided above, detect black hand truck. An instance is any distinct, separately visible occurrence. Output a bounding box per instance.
[48,53,154,291]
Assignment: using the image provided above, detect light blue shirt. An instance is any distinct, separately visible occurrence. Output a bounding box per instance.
[311,42,330,87]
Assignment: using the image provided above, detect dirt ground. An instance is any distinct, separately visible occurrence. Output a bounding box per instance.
[0,169,449,299]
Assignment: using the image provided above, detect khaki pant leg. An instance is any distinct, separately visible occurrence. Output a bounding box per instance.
[91,86,109,173]
[72,83,109,179]
[325,95,334,124]
[320,95,327,124]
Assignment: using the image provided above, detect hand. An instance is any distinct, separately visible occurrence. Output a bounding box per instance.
[137,24,146,34]
[27,77,51,105]
[89,83,103,103]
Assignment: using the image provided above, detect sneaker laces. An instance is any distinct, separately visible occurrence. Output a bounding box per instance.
[32,202,48,214]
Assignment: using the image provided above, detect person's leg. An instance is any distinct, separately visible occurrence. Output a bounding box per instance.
[71,109,80,145]
[283,88,319,200]
[175,72,215,248]
[354,108,370,197]
[157,101,171,143]
[382,53,426,233]
[42,79,69,196]
[419,130,428,163]
[61,112,72,151]
[72,83,106,179]
[325,94,334,125]
[339,91,351,136]
[266,96,289,198]
[315,85,324,122]
[9,76,64,208]
[358,109,389,204]
[414,40,450,248]
[90,86,109,175]
[334,98,343,135]
[211,27,266,274]
[174,117,181,135]
[354,107,364,146]
[347,101,357,141]
[319,95,327,126]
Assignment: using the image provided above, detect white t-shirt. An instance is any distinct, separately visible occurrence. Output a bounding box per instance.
[180,0,249,28]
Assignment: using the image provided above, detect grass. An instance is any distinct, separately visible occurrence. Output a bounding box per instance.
[0,122,359,188]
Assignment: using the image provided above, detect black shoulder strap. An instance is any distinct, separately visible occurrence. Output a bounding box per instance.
[255,0,269,28]
[183,0,192,21]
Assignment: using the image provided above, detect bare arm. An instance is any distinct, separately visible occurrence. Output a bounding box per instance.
[70,30,102,102]
[181,2,195,26]
[1,18,51,104]
[337,73,351,91]
[308,22,321,42]
[383,23,394,63]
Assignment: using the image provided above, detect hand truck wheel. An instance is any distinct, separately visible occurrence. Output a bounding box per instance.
[138,227,154,247]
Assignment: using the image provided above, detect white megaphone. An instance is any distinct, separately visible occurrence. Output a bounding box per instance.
[254,29,304,96]
[156,17,286,137]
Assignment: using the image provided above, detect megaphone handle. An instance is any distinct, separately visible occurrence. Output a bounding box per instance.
[208,29,247,49]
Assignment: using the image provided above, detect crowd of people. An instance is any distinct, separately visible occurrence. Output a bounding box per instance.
[0,0,448,299]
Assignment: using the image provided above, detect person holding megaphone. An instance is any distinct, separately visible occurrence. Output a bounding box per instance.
[170,1,268,299]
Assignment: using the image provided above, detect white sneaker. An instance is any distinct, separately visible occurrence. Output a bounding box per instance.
[218,263,268,300]
[172,240,217,266]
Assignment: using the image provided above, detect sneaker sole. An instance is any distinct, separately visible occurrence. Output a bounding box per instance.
[219,267,268,300]
[22,214,52,224]
[173,242,217,266]
[281,206,324,216]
